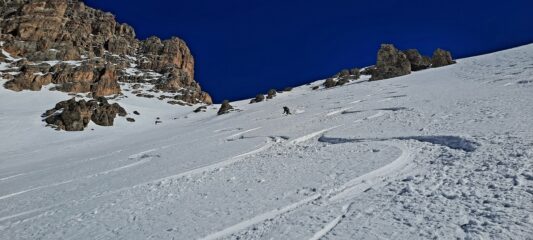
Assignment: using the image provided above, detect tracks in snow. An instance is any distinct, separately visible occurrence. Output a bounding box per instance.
[308,203,353,240]
[290,125,344,144]
[200,194,322,240]
[0,139,275,224]
[0,152,160,201]
[201,135,415,239]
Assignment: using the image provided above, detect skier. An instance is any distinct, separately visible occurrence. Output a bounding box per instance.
[283,106,291,115]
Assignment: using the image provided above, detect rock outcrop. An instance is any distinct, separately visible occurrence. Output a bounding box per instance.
[431,48,456,68]
[403,49,431,71]
[370,44,411,81]
[0,0,211,105]
[42,97,127,131]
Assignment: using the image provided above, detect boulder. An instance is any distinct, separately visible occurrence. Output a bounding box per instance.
[250,94,265,104]
[336,78,350,86]
[370,44,411,81]
[91,102,126,126]
[337,69,350,78]
[43,97,127,131]
[43,98,95,131]
[323,78,337,88]
[349,68,361,79]
[431,48,456,68]
[403,49,431,71]
[266,89,277,99]
[217,100,233,115]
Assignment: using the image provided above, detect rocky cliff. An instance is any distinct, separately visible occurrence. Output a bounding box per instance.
[0,0,212,105]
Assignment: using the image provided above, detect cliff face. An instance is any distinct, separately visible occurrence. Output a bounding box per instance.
[0,0,212,105]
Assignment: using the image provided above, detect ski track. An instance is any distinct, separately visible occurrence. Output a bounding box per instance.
[354,111,386,123]
[290,125,344,144]
[329,141,412,202]
[226,127,262,140]
[0,155,157,201]
[326,107,354,116]
[0,179,74,201]
[0,141,275,224]
[0,173,25,181]
[200,194,322,240]
[308,203,353,240]
[206,138,414,239]
[0,149,125,183]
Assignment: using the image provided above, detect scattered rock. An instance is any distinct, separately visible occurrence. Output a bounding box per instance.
[283,87,293,92]
[217,100,233,115]
[133,110,140,115]
[311,86,319,90]
[126,117,135,122]
[370,44,411,81]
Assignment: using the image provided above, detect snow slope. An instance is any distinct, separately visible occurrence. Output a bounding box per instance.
[0,44,532,240]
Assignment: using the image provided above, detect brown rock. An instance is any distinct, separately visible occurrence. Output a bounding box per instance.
[43,98,94,131]
[0,0,212,105]
[92,65,121,97]
[4,64,53,91]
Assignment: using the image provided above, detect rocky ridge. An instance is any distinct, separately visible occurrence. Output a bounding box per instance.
[369,44,456,80]
[0,0,212,105]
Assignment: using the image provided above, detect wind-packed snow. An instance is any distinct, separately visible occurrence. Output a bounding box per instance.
[0,44,532,239]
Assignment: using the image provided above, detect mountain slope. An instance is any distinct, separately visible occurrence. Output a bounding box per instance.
[0,44,532,239]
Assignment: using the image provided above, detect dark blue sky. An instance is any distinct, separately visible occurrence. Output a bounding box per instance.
[85,0,533,103]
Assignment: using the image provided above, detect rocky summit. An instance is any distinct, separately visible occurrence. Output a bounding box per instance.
[0,0,212,105]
